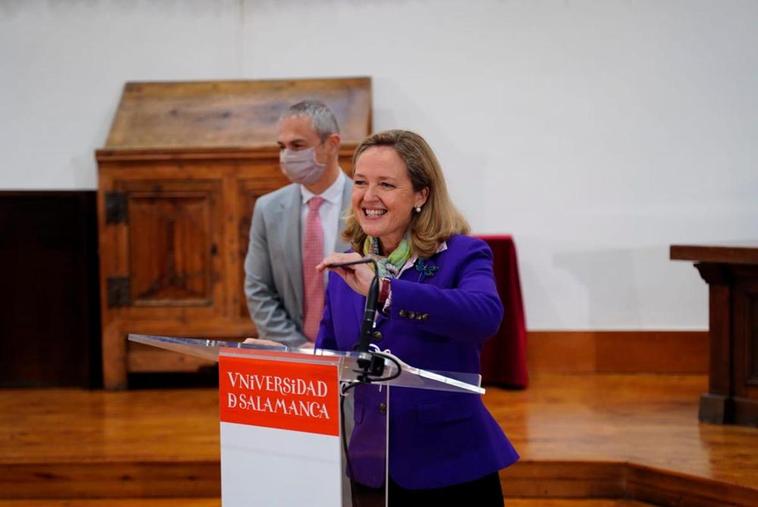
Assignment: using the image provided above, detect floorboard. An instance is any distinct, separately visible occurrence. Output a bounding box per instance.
[490,374,758,489]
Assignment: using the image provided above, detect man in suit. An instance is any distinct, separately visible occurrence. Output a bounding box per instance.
[244,100,352,347]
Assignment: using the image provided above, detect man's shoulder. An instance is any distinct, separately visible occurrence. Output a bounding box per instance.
[256,183,300,210]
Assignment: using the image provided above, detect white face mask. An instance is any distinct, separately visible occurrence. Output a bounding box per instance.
[279,147,326,185]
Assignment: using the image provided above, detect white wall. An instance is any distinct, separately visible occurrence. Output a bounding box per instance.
[2,0,757,330]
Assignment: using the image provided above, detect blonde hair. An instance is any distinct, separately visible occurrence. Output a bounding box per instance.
[344,130,470,258]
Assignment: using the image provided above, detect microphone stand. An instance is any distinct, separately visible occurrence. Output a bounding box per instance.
[327,257,402,507]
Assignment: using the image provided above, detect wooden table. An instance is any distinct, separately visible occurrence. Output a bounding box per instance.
[670,243,758,426]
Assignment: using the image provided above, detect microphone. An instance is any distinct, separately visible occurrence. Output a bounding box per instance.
[323,257,379,351]
[324,256,385,379]
[359,276,380,353]
[324,256,375,269]
[356,272,384,379]
[326,257,380,352]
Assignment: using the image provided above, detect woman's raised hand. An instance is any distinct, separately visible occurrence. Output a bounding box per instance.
[317,252,374,296]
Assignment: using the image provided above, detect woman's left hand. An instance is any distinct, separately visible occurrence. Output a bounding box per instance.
[317,252,374,296]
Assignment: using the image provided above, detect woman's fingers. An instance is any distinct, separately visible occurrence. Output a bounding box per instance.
[317,252,363,272]
[315,252,372,296]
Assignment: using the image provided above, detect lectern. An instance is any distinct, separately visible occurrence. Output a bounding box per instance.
[129,334,485,506]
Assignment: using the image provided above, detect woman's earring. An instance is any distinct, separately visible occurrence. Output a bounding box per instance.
[415,206,422,213]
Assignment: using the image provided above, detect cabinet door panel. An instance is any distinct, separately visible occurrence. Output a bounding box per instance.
[114,179,222,310]
[129,193,212,305]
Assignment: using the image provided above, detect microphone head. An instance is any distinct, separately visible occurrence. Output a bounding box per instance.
[325,256,376,269]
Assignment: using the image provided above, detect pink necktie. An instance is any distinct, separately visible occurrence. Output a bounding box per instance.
[302,196,325,341]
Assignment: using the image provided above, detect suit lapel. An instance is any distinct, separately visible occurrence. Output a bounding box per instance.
[334,177,353,253]
[283,186,303,315]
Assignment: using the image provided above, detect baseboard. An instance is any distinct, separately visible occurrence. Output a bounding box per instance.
[527,331,708,374]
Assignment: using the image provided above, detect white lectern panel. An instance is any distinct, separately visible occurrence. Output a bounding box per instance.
[220,422,341,506]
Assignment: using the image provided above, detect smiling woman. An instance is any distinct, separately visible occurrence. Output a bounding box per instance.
[343,130,470,260]
[315,130,519,506]
[350,145,428,253]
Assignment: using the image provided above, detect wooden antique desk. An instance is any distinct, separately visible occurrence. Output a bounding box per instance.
[96,78,372,389]
[670,243,758,426]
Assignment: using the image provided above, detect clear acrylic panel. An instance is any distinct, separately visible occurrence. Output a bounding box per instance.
[134,334,486,507]
[340,383,388,507]
[128,334,483,395]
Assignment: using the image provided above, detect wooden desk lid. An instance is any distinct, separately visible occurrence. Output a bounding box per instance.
[102,77,372,150]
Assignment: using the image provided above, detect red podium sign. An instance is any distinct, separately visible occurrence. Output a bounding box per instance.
[219,351,340,436]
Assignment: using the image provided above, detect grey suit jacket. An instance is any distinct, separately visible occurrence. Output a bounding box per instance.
[243,178,353,347]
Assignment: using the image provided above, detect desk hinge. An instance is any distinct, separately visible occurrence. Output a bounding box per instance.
[105,191,128,224]
[107,277,131,308]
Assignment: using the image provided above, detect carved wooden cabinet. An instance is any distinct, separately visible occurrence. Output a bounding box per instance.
[97,78,371,388]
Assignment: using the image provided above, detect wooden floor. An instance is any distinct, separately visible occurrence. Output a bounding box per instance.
[1,374,756,506]
[0,500,656,506]
[492,374,758,488]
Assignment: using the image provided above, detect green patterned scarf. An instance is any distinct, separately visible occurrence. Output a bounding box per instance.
[362,236,412,279]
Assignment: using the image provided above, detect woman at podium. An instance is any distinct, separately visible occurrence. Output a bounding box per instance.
[316,130,519,505]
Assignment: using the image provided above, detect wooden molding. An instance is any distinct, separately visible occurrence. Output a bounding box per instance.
[671,244,758,265]
[95,144,359,162]
[0,461,219,499]
[527,331,709,374]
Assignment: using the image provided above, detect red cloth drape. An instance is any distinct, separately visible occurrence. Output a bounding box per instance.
[477,235,529,389]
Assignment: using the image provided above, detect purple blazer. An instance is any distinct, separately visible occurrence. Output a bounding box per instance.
[316,234,519,489]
